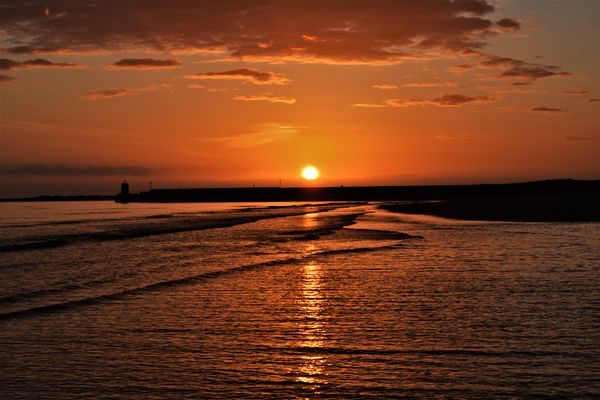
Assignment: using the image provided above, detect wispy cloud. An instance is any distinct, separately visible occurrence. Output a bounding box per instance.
[353,94,493,108]
[233,93,296,104]
[476,55,569,82]
[0,164,157,176]
[207,123,303,148]
[400,82,458,88]
[0,58,83,70]
[352,103,389,108]
[372,84,397,90]
[84,88,132,99]
[108,58,181,70]
[83,85,171,100]
[185,68,290,85]
[530,107,566,114]
[186,84,238,92]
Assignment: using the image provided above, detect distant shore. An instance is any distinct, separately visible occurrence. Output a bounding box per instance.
[0,195,114,202]
[380,195,600,222]
[2,180,599,223]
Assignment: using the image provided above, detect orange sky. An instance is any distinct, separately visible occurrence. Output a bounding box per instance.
[0,0,599,197]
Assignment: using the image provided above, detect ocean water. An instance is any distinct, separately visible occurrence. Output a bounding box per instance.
[0,201,599,399]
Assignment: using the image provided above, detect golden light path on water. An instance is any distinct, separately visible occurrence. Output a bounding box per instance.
[297,262,327,386]
[296,213,329,388]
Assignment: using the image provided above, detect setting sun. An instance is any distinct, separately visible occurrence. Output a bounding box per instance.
[301,166,320,181]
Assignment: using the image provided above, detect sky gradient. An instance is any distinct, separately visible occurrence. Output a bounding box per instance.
[1,0,599,197]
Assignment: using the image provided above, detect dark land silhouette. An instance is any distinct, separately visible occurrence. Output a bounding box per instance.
[112,179,600,222]
[380,195,600,222]
[2,179,598,222]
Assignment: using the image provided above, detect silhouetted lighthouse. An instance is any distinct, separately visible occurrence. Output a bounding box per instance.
[120,180,129,196]
[116,180,130,203]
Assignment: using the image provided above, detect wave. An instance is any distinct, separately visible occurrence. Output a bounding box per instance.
[0,275,119,305]
[252,345,595,359]
[279,212,365,241]
[0,206,349,253]
[0,241,410,321]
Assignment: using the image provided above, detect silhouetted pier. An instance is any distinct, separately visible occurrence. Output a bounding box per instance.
[115,179,600,204]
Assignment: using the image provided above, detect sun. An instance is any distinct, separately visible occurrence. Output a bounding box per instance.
[301,166,320,180]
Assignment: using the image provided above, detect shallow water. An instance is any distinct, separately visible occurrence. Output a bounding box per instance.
[1,201,599,399]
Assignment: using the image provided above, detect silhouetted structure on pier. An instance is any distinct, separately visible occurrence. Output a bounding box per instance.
[114,179,599,204]
[116,180,129,203]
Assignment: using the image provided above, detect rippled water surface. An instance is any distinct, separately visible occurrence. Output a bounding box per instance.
[1,201,599,399]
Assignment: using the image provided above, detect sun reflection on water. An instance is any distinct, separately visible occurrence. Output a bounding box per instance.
[296,261,328,387]
[303,212,319,229]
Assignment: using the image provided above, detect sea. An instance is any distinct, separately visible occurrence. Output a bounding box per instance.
[0,201,598,399]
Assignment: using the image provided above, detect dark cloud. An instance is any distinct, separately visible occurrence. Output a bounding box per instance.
[478,55,569,82]
[501,65,569,80]
[353,93,493,108]
[531,107,566,114]
[589,98,600,103]
[0,0,518,65]
[84,88,131,99]
[426,94,492,106]
[110,58,181,69]
[0,74,16,84]
[1,45,57,54]
[0,57,82,70]
[185,68,290,85]
[496,18,520,30]
[0,164,156,176]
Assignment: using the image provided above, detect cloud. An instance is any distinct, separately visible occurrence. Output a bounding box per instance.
[351,103,389,108]
[475,55,569,82]
[0,1,520,65]
[589,98,600,103]
[84,85,171,100]
[563,90,588,95]
[496,18,520,30]
[185,68,290,85]
[0,57,83,70]
[84,88,133,99]
[0,74,17,84]
[0,164,156,176]
[424,94,493,106]
[1,45,60,54]
[372,84,397,90]
[207,123,302,148]
[186,84,238,92]
[501,65,569,80]
[353,94,493,108]
[531,107,566,114]
[401,82,459,88]
[109,58,181,69]
[233,94,296,104]
[565,136,594,141]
